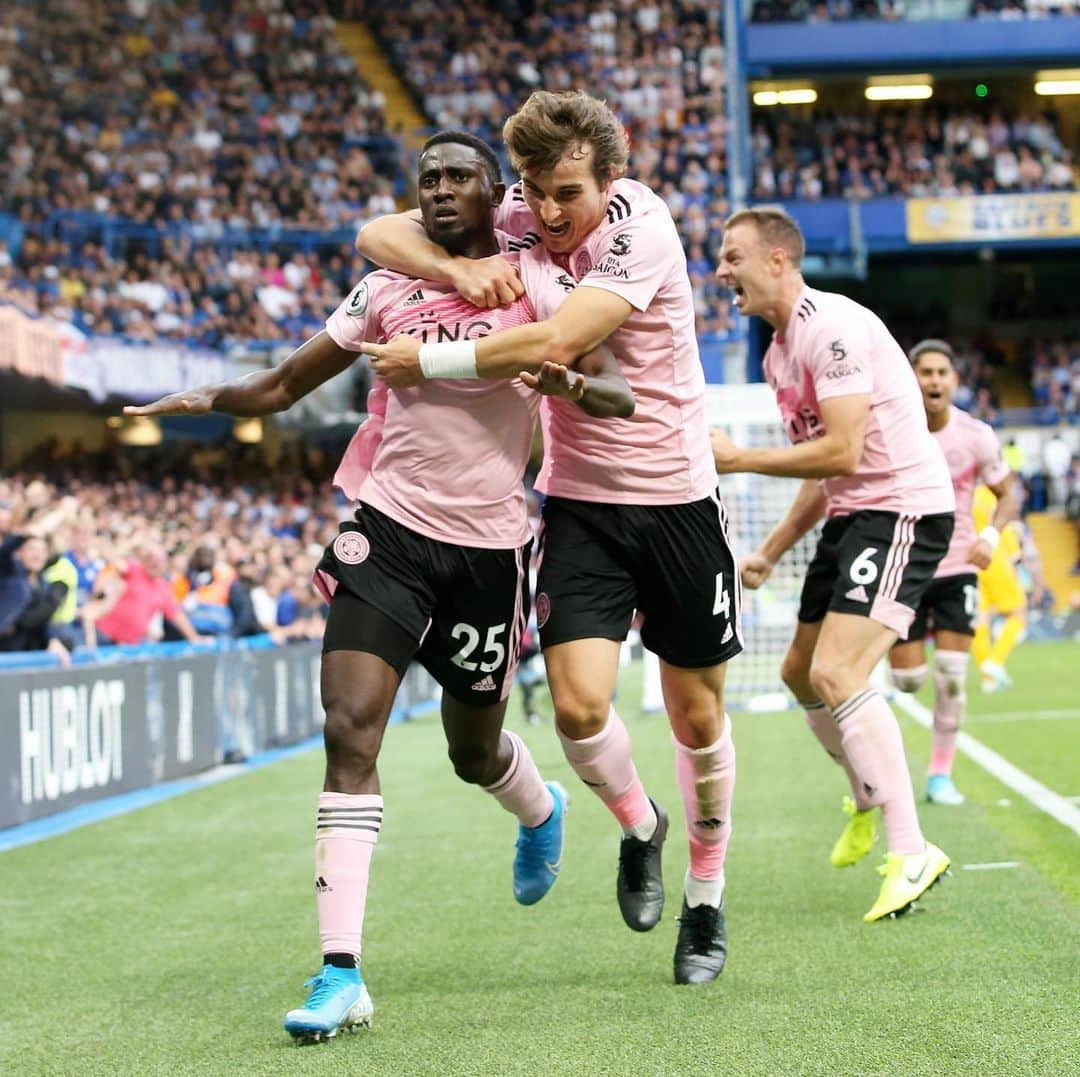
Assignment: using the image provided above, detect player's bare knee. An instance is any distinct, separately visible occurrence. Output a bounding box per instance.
[780,648,813,699]
[551,689,610,740]
[322,700,382,775]
[447,740,501,786]
[665,693,724,747]
[808,658,857,710]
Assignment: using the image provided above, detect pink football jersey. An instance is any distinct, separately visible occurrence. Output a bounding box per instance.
[933,405,1010,577]
[325,256,539,549]
[497,178,716,506]
[763,287,955,518]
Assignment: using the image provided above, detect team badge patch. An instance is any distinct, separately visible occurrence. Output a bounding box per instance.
[346,281,369,317]
[535,591,551,629]
[333,531,371,565]
[573,250,593,278]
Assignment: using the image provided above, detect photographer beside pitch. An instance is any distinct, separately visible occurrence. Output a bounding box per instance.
[711,206,955,923]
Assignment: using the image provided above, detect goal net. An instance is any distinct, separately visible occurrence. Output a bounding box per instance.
[705,384,822,712]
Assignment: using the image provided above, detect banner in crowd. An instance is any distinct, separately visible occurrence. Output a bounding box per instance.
[74,337,235,404]
[906,193,1080,245]
[0,640,440,829]
[0,303,64,385]
[0,302,234,403]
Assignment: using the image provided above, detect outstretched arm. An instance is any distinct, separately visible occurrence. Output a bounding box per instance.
[124,331,358,418]
[356,211,523,308]
[519,344,635,420]
[740,479,827,589]
[712,395,868,480]
[361,286,634,387]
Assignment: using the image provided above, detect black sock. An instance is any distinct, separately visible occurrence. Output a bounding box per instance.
[323,952,358,969]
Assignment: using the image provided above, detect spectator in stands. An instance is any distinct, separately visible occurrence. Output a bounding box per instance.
[177,544,239,637]
[1043,429,1073,507]
[87,544,209,648]
[250,566,288,637]
[0,533,72,665]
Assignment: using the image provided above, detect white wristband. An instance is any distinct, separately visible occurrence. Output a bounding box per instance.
[418,341,479,380]
[979,525,1000,550]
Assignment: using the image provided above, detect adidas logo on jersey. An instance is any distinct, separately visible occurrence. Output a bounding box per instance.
[315,876,333,893]
[844,585,870,603]
[403,288,425,306]
[471,674,497,692]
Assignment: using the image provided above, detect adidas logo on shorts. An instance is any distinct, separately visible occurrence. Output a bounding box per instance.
[844,584,870,603]
[471,674,497,692]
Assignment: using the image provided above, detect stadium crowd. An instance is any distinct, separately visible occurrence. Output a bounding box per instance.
[368,0,738,334]
[751,105,1076,201]
[1029,338,1080,421]
[749,0,1079,20]
[0,0,402,350]
[1,236,373,353]
[4,0,1078,346]
[0,450,341,663]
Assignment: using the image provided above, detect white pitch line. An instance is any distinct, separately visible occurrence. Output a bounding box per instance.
[892,694,1080,839]
[965,709,1080,725]
[962,861,1021,871]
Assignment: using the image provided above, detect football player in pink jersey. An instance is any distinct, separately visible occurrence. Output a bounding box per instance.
[126,131,634,1041]
[357,92,741,985]
[712,206,954,922]
[889,340,1019,806]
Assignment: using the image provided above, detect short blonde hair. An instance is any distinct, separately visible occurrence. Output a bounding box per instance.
[723,205,805,267]
[503,91,629,186]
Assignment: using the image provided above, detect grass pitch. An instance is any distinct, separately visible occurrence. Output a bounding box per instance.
[2,643,1077,1076]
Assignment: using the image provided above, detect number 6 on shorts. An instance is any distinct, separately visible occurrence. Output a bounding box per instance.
[849,547,879,585]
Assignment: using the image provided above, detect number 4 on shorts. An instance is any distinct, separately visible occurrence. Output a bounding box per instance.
[713,573,730,618]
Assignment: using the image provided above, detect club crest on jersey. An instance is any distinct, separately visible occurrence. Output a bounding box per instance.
[346,282,369,317]
[535,591,551,629]
[333,531,371,565]
[573,250,593,278]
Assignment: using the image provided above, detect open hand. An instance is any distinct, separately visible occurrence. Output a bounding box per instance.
[519,361,586,402]
[124,386,217,417]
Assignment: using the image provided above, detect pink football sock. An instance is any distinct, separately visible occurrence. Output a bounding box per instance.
[484,730,555,828]
[803,700,872,811]
[675,721,736,882]
[832,689,924,856]
[557,706,652,831]
[315,792,383,961]
[930,650,968,776]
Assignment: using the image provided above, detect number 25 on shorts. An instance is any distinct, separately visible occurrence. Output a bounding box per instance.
[450,622,507,673]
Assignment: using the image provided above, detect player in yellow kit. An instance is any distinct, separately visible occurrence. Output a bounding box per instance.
[970,484,1026,692]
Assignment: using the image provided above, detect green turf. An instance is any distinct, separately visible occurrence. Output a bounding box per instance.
[2,648,1078,1077]
[907,639,1080,904]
